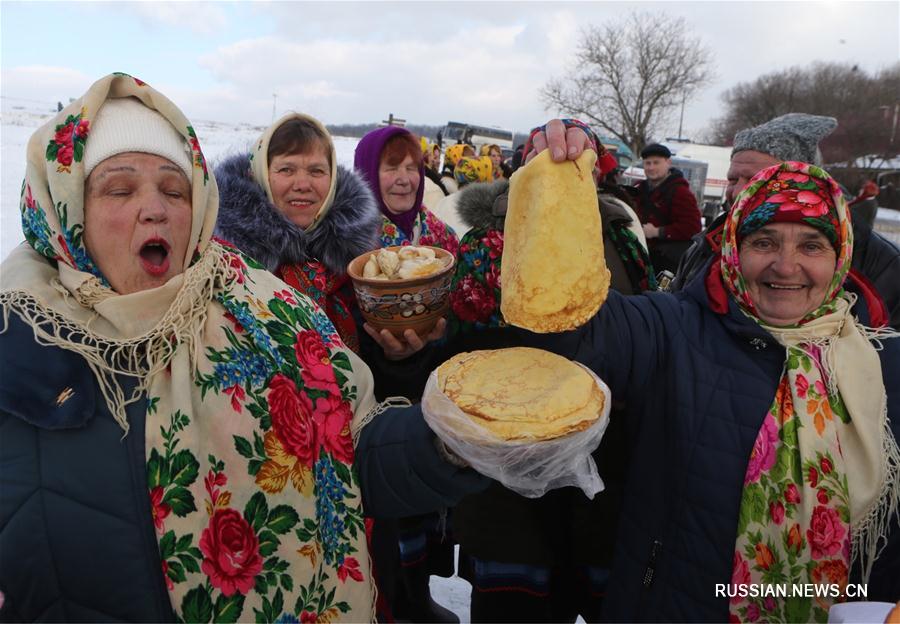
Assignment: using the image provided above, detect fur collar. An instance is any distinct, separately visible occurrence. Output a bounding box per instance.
[456,179,510,231]
[455,180,636,235]
[214,153,380,275]
[599,194,635,225]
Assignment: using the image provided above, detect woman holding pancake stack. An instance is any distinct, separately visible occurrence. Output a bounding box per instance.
[438,121,654,623]
[515,121,900,622]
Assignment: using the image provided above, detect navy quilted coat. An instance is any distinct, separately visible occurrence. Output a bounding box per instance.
[575,266,900,621]
[0,314,175,622]
[0,313,487,622]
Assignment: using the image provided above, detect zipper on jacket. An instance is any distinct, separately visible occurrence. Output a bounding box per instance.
[642,539,663,588]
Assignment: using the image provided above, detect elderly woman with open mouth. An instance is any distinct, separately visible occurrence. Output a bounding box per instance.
[0,74,488,622]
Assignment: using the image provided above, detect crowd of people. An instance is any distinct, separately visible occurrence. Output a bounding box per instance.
[1,72,899,624]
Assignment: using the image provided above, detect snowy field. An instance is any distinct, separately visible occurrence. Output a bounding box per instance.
[0,99,472,619]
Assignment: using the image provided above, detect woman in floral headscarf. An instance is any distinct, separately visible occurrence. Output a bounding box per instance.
[502,122,900,622]
[480,143,507,180]
[0,74,487,622]
[214,113,379,354]
[595,162,900,622]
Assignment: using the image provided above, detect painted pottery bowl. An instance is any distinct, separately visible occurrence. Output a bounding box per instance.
[347,246,456,337]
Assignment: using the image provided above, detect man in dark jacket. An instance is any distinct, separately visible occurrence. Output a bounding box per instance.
[633,143,702,274]
[669,113,900,329]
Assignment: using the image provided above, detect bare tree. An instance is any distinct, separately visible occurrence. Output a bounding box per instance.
[710,62,900,165]
[542,12,714,156]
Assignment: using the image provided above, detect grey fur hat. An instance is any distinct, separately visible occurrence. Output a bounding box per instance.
[731,113,837,165]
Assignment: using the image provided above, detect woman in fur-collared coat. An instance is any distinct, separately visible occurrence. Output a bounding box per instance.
[215,113,380,353]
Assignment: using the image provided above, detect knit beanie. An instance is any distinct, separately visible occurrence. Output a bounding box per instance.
[731,113,837,165]
[83,96,193,179]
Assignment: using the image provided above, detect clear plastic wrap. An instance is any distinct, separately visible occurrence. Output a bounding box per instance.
[421,363,611,499]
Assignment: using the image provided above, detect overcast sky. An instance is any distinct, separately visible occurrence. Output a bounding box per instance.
[2,1,898,141]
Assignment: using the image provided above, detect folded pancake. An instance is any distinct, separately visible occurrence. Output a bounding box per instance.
[437,347,604,442]
[500,149,610,333]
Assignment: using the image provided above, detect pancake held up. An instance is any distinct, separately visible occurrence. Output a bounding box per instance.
[501,150,610,332]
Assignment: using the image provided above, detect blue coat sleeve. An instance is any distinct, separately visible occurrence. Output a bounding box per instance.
[574,289,683,406]
[355,403,491,518]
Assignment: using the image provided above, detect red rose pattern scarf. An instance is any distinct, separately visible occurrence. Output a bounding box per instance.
[2,73,377,622]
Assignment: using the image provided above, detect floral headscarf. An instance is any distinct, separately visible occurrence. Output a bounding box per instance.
[722,162,850,324]
[454,156,493,186]
[1,73,377,621]
[722,162,899,623]
[445,143,470,168]
[735,167,842,250]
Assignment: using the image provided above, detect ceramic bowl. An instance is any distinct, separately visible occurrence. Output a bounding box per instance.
[347,246,456,337]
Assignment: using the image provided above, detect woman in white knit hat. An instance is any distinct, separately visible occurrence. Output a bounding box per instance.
[0,73,488,622]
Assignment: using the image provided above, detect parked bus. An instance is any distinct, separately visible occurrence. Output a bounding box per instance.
[441,121,513,152]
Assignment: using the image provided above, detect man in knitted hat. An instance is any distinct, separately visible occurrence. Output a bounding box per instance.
[670,113,900,329]
[633,142,702,274]
[726,113,837,205]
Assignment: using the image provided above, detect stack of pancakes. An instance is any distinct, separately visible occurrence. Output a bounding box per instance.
[436,347,604,442]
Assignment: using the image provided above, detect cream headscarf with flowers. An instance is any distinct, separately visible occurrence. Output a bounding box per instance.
[1,74,376,622]
[722,162,899,623]
[249,112,338,233]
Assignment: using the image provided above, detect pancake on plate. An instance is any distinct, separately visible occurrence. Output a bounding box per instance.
[437,347,604,442]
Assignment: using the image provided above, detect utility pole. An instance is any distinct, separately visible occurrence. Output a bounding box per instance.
[272,93,277,123]
[891,102,899,147]
[677,91,686,141]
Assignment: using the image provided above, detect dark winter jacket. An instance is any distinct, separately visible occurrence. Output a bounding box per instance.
[0,312,484,621]
[670,211,900,329]
[634,169,702,242]
[0,313,176,622]
[445,180,640,567]
[355,404,491,518]
[578,263,900,622]
[634,170,702,274]
[214,153,379,276]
